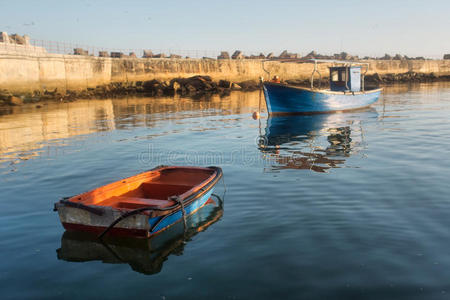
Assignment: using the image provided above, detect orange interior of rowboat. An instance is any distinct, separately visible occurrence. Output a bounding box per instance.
[68,167,215,210]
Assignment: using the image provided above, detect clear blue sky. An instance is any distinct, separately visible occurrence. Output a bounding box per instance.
[1,0,449,58]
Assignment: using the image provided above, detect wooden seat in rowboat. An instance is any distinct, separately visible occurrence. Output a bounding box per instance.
[97,196,176,209]
[93,182,194,209]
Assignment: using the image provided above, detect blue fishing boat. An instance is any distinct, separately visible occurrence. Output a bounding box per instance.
[54,166,223,238]
[263,59,382,114]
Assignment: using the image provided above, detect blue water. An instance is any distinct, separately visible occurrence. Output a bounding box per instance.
[1,83,450,299]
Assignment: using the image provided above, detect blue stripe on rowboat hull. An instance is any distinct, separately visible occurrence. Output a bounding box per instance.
[263,83,382,114]
[149,188,214,234]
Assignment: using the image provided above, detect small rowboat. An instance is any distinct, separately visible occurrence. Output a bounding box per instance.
[54,166,223,238]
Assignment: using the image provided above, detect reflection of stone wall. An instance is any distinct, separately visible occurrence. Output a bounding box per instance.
[0,100,115,160]
[1,48,450,94]
[0,92,259,162]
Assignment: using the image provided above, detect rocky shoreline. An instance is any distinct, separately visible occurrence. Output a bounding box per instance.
[1,73,450,107]
[0,76,262,106]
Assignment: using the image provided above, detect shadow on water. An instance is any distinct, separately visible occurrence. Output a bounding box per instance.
[56,197,224,275]
[257,109,378,172]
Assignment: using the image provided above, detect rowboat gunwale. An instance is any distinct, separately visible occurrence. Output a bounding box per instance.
[62,166,221,214]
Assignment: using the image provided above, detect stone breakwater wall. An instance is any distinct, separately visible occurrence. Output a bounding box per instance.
[1,49,450,96]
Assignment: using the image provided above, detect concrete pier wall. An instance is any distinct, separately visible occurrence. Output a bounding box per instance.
[1,46,450,94]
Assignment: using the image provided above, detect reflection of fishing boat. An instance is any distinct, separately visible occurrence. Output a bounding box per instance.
[54,166,222,238]
[263,60,382,114]
[264,114,334,146]
[259,111,377,172]
[57,198,223,275]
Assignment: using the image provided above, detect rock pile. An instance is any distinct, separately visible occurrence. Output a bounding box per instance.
[111,52,125,58]
[217,51,230,59]
[0,76,262,106]
[143,50,154,58]
[74,48,89,56]
[364,72,441,85]
[0,90,23,106]
[0,32,30,45]
[141,76,260,97]
[279,50,299,59]
[232,51,244,59]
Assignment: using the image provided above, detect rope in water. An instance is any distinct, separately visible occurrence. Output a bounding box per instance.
[171,196,187,229]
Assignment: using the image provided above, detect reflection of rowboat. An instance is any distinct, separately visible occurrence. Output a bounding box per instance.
[263,60,382,114]
[54,166,222,238]
[57,198,223,275]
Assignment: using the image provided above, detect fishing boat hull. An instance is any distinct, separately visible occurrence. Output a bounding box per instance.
[263,82,382,114]
[54,166,222,238]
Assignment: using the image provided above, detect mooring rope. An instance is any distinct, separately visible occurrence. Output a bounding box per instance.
[211,193,224,208]
[170,195,187,230]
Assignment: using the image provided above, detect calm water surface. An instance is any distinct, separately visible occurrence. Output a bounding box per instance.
[1,83,450,299]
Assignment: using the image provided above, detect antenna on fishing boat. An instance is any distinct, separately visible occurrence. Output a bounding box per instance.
[258,76,263,114]
[311,60,322,89]
[253,77,264,120]
[261,60,271,80]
